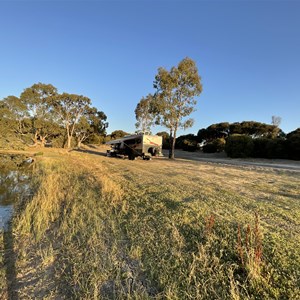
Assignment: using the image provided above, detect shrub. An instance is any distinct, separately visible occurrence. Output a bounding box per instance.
[252,138,269,158]
[202,138,226,153]
[225,134,254,158]
[182,139,197,152]
[176,134,197,149]
[203,143,218,153]
[86,133,106,145]
[213,138,226,152]
[266,139,286,159]
[286,128,300,160]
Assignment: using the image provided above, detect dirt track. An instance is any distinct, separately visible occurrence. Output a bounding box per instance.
[166,150,300,173]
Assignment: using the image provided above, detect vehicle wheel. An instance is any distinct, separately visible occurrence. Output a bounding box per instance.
[129,154,135,160]
[148,147,154,156]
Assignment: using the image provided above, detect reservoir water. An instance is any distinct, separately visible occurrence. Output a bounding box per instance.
[0,154,32,230]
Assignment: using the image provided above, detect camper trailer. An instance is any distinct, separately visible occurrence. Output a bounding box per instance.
[106,134,163,160]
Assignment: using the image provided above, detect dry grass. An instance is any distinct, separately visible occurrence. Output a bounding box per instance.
[0,233,8,299]
[6,149,300,299]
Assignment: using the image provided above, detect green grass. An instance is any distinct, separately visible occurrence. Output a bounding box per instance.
[9,151,300,299]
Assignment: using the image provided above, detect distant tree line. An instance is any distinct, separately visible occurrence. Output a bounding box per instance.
[1,78,298,161]
[0,83,108,149]
[174,121,300,160]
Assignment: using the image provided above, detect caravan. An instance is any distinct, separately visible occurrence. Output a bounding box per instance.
[106,134,163,160]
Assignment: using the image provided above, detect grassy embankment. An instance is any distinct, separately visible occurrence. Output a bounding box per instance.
[2,149,300,299]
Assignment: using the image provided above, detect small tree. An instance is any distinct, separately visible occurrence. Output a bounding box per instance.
[135,94,154,134]
[152,57,202,158]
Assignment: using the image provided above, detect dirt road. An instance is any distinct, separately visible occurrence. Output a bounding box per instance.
[167,150,300,172]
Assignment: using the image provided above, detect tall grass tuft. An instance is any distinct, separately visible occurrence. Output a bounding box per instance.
[237,213,263,279]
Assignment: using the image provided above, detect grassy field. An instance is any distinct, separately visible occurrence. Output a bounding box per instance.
[1,148,299,299]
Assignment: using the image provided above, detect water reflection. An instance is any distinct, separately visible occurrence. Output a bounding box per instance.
[0,154,32,230]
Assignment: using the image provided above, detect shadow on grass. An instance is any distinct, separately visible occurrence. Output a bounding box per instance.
[72,148,107,157]
[3,222,18,300]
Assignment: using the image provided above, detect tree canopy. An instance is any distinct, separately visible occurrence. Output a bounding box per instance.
[110,130,129,139]
[74,108,108,148]
[135,94,154,134]
[20,83,58,146]
[51,93,92,148]
[198,121,282,143]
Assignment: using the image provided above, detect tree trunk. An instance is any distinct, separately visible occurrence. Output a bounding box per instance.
[77,139,82,148]
[67,135,72,149]
[66,124,72,149]
[41,136,47,147]
[31,132,38,147]
[77,133,88,148]
[169,137,176,159]
[168,129,172,158]
[169,127,177,159]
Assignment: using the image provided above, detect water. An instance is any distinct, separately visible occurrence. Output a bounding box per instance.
[0,154,32,230]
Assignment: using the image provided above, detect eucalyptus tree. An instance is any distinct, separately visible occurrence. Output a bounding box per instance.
[75,108,108,148]
[0,96,29,135]
[51,93,91,148]
[152,57,202,158]
[135,94,155,134]
[20,83,58,146]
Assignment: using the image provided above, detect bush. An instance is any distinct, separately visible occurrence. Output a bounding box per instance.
[202,138,226,153]
[252,138,269,158]
[176,134,197,149]
[86,134,106,145]
[266,139,286,159]
[203,143,218,153]
[182,139,197,152]
[253,138,287,159]
[213,138,226,152]
[286,128,300,160]
[51,135,66,148]
[225,135,254,158]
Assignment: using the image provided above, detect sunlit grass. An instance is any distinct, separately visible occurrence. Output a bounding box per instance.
[11,151,300,299]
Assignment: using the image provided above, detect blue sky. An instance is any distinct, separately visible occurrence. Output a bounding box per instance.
[1,0,299,136]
